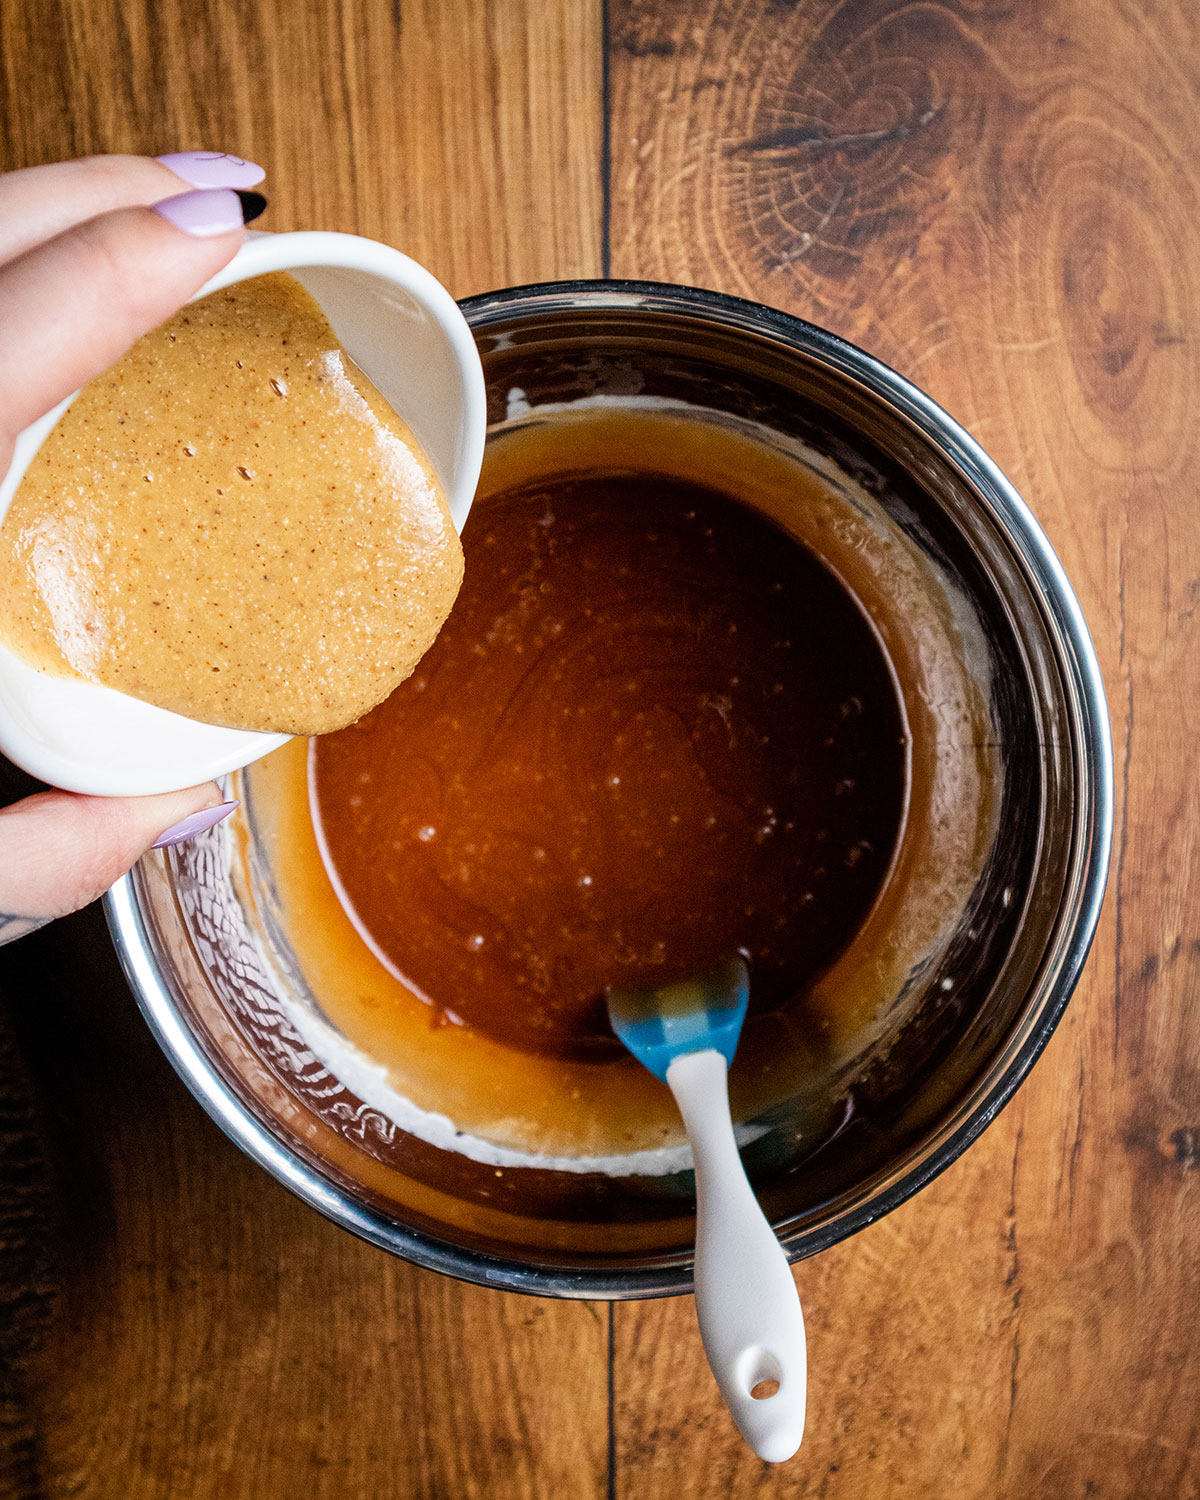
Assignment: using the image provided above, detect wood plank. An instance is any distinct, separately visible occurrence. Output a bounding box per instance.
[5,905,610,1500]
[0,1,606,1496]
[0,0,602,296]
[609,0,1200,1494]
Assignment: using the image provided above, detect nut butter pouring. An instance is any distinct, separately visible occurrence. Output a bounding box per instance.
[0,271,464,736]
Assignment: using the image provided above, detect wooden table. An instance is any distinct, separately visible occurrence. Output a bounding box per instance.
[1,2,1197,1495]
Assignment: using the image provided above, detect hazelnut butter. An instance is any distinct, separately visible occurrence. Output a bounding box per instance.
[0,272,463,734]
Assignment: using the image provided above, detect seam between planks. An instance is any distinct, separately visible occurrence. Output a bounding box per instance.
[600,0,612,278]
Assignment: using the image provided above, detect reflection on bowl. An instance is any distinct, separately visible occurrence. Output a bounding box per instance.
[106,281,1112,1298]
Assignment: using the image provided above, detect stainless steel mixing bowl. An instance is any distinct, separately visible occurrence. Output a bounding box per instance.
[106,281,1112,1297]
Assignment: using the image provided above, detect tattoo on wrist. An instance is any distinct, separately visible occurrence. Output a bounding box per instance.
[0,912,52,946]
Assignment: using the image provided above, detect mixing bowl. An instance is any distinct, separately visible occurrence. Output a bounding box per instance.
[106,281,1112,1298]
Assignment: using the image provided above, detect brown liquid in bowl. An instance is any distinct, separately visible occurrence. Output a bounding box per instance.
[310,468,908,1063]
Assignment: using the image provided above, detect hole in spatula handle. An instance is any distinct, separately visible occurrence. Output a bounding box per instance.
[738,1347,784,1400]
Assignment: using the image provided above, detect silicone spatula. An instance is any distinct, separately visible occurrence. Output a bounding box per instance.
[606,955,807,1463]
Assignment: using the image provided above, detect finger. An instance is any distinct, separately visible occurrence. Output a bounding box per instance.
[0,784,237,930]
[0,192,261,440]
[0,152,265,266]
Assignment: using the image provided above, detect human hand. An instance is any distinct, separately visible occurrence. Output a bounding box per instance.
[0,151,267,943]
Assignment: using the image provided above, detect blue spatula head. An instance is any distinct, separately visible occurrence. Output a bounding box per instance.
[605,954,750,1083]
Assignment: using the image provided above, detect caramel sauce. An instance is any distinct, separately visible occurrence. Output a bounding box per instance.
[310,471,906,1062]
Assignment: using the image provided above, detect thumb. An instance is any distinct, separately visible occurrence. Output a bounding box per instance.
[0,189,261,442]
[0,785,237,938]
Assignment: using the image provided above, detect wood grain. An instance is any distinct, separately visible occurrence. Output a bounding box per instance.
[0,2,606,1497]
[0,0,602,295]
[609,0,1200,1495]
[1,0,1198,1495]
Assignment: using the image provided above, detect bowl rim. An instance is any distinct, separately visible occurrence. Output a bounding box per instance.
[106,277,1114,1300]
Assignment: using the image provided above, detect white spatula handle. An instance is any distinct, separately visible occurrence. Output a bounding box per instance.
[666,1048,807,1463]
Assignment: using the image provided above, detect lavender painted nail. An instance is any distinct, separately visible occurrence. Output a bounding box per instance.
[152,187,249,238]
[156,151,266,189]
[152,800,239,849]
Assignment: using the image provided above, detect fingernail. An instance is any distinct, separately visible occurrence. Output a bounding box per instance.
[152,800,239,849]
[151,187,266,238]
[155,151,266,189]
[235,190,268,225]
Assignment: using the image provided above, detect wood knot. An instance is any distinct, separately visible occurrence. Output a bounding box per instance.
[724,1,978,286]
[1168,1127,1198,1171]
[1059,205,1167,417]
